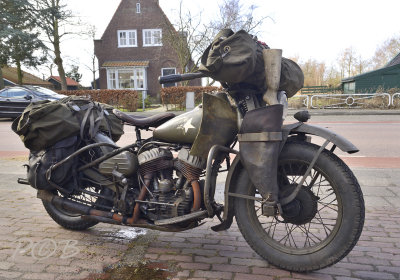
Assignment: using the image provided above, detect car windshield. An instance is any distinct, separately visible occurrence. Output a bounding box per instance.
[31,87,59,97]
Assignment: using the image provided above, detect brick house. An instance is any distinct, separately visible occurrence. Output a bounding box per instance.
[94,0,200,100]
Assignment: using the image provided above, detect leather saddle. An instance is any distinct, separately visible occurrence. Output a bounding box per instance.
[113,109,175,129]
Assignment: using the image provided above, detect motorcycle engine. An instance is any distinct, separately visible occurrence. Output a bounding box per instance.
[138,147,204,220]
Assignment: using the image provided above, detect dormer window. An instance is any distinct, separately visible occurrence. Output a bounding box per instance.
[136,3,141,13]
[118,30,137,47]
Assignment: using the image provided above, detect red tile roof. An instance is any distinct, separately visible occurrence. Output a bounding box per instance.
[102,61,150,67]
[49,76,81,86]
[1,66,52,86]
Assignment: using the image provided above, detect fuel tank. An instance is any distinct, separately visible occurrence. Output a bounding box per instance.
[153,93,238,159]
[153,105,202,144]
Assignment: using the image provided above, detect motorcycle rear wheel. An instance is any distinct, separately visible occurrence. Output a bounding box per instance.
[234,141,365,272]
[42,136,115,231]
[42,188,101,230]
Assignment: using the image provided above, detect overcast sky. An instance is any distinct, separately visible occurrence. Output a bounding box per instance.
[35,0,400,86]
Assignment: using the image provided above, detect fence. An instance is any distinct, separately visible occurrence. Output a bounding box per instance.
[309,93,392,109]
[173,92,399,111]
[392,93,400,106]
[300,86,340,94]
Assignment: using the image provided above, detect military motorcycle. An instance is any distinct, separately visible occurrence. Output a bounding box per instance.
[16,49,364,272]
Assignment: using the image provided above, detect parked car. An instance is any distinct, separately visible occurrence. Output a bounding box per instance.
[0,86,67,118]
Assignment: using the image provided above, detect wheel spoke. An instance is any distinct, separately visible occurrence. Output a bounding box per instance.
[299,223,323,244]
[315,212,335,236]
[317,200,338,212]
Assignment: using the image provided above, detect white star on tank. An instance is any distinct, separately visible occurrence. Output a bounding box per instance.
[183,118,195,133]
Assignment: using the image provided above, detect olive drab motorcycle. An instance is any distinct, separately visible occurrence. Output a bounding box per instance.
[14,35,364,272]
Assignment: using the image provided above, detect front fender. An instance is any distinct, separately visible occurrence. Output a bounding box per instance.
[286,123,359,154]
[215,122,358,231]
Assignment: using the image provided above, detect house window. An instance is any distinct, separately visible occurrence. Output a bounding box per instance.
[118,30,137,47]
[143,29,162,47]
[161,68,176,87]
[118,69,134,89]
[136,3,141,13]
[344,81,355,94]
[108,70,116,89]
[136,68,145,89]
[106,68,146,90]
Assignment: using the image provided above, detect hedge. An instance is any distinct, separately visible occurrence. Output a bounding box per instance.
[160,86,221,110]
[57,89,139,112]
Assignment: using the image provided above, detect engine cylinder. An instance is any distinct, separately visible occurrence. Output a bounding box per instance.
[138,148,173,176]
[176,148,205,181]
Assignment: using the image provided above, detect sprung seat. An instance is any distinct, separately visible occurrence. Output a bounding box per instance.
[113,109,175,129]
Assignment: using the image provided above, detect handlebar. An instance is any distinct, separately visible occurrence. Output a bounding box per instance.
[158,72,206,84]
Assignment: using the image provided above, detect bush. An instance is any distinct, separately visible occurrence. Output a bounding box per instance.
[160,86,221,110]
[58,89,139,112]
[137,92,152,109]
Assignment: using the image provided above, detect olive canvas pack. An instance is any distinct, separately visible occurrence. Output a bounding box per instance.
[12,96,124,151]
[199,29,304,97]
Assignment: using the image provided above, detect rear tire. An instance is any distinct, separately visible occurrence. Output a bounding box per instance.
[42,194,99,230]
[234,141,365,272]
[42,135,116,231]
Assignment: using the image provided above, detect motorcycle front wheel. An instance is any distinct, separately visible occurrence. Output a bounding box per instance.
[234,141,365,272]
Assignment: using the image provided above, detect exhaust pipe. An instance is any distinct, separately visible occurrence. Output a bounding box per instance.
[262,49,282,106]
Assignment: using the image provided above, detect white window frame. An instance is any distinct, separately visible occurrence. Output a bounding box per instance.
[161,67,177,88]
[143,29,162,47]
[106,68,147,90]
[136,3,141,13]
[118,30,137,48]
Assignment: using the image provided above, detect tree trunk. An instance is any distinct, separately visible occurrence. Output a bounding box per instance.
[92,71,97,90]
[16,60,23,85]
[53,16,67,90]
[0,67,5,89]
[92,56,97,89]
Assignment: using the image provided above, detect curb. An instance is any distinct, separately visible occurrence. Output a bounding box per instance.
[129,108,400,117]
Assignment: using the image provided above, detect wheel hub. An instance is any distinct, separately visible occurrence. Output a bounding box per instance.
[280,184,319,225]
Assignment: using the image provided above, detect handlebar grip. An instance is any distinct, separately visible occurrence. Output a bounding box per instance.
[158,74,183,84]
[158,72,206,84]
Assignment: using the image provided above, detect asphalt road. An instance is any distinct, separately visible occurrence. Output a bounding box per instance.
[1,112,400,279]
[2,113,399,168]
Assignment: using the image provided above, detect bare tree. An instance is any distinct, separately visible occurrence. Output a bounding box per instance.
[354,55,370,75]
[300,59,326,86]
[324,66,342,88]
[162,1,209,76]
[33,0,82,90]
[371,35,400,69]
[209,0,273,36]
[162,0,271,87]
[338,47,358,78]
[82,25,99,89]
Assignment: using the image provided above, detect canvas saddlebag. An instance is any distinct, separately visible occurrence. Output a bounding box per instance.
[27,136,78,193]
[12,96,124,151]
[12,96,124,193]
[198,29,304,98]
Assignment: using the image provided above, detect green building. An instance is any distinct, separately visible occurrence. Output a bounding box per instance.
[342,53,400,93]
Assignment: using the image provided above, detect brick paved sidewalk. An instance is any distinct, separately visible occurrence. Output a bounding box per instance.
[1,158,399,280]
[0,159,149,280]
[139,209,400,280]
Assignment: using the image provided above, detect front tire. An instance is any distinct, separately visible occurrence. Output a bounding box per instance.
[234,141,365,272]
